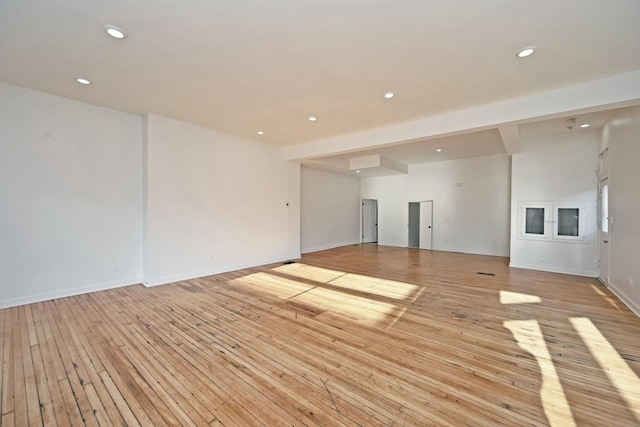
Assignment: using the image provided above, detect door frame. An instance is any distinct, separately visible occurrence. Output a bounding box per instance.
[361,199,378,244]
[598,178,610,285]
[598,148,610,286]
[408,202,420,248]
[408,200,433,250]
[419,200,433,250]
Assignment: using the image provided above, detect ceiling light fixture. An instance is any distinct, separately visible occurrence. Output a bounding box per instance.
[104,25,127,39]
[580,123,590,128]
[76,78,91,85]
[384,91,395,99]
[356,170,361,173]
[436,148,443,153]
[257,131,264,135]
[308,116,317,122]
[516,46,536,58]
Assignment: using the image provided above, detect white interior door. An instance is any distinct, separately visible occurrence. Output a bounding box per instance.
[362,199,378,243]
[419,201,432,250]
[408,202,420,248]
[599,179,610,285]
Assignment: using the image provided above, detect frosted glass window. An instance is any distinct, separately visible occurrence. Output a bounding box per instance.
[519,202,586,243]
[601,184,609,233]
[557,208,579,236]
[525,208,545,235]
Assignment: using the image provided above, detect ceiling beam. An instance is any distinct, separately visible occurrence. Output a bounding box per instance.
[498,123,521,155]
[349,154,408,175]
[285,70,640,161]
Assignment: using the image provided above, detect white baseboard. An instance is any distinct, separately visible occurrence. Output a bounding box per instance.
[143,252,301,287]
[606,282,640,318]
[436,246,510,258]
[0,277,142,309]
[301,240,359,254]
[509,262,598,277]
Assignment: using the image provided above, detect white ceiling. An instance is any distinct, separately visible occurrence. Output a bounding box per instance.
[1,0,639,169]
[304,109,619,177]
[306,129,506,177]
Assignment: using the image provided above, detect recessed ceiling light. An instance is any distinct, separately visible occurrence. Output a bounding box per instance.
[384,91,395,99]
[76,78,91,85]
[580,123,590,128]
[436,148,443,153]
[257,131,264,135]
[104,25,127,39]
[356,170,361,173]
[516,46,536,58]
[308,116,317,122]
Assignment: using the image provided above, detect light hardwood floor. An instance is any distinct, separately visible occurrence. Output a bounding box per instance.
[1,245,639,426]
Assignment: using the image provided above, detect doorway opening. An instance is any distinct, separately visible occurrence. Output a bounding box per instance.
[408,201,433,250]
[599,178,610,285]
[598,148,610,286]
[362,199,378,243]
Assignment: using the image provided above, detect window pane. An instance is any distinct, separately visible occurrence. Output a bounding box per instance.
[525,208,545,234]
[558,208,579,236]
[601,184,609,233]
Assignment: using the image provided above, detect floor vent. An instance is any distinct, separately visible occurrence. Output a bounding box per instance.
[477,272,496,276]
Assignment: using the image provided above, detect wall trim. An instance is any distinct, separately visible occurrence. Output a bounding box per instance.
[437,247,510,258]
[509,262,598,278]
[0,277,142,309]
[301,240,360,254]
[143,252,301,287]
[606,282,640,318]
[375,244,510,258]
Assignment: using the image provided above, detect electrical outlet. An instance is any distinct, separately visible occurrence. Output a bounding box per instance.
[629,276,634,286]
[114,265,120,272]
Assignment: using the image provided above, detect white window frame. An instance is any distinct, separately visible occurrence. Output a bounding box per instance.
[520,203,551,240]
[518,202,587,243]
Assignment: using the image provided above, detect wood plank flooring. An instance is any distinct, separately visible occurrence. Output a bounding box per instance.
[1,244,639,426]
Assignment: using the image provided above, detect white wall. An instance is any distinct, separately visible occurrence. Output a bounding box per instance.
[361,154,511,256]
[601,106,640,315]
[300,167,360,253]
[0,83,143,308]
[361,174,409,248]
[144,114,300,286]
[510,131,599,276]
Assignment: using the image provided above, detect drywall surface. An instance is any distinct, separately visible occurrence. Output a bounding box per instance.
[408,154,510,256]
[601,106,640,316]
[361,154,510,256]
[510,131,599,276]
[144,114,300,286]
[0,83,143,308]
[361,174,409,248]
[301,167,360,253]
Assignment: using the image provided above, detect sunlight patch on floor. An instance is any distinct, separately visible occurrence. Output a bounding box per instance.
[504,320,576,427]
[292,287,404,328]
[590,284,622,311]
[272,263,346,283]
[329,273,423,302]
[232,269,408,328]
[274,263,423,302]
[570,317,640,423]
[231,272,314,299]
[499,290,542,305]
